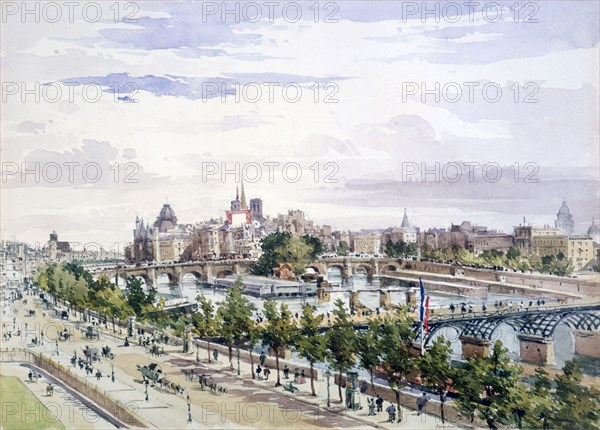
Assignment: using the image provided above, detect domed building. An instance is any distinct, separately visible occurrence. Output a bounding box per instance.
[154,203,178,232]
[125,203,191,263]
[587,217,600,244]
[555,200,574,236]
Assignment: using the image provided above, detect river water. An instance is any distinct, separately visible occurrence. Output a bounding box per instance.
[151,271,596,375]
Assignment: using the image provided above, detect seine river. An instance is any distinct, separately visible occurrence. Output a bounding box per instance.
[151,271,596,375]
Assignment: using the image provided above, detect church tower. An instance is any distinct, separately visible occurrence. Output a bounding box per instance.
[240,180,248,210]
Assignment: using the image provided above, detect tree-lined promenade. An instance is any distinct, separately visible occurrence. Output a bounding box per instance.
[32,261,599,429]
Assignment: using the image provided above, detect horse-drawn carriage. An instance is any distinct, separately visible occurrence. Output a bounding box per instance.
[137,362,164,385]
[83,345,100,362]
[84,325,100,339]
[26,309,36,317]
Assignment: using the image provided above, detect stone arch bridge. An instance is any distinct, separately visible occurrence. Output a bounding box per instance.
[307,257,405,278]
[92,260,256,287]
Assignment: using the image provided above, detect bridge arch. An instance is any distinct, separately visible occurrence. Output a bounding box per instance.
[305,265,321,274]
[182,270,203,283]
[327,263,345,272]
[380,263,400,273]
[155,272,176,284]
[216,270,234,279]
[353,264,372,275]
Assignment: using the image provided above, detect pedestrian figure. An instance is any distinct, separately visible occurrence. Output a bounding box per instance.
[386,404,396,423]
[482,304,487,315]
[376,395,383,413]
[263,367,270,380]
[416,393,430,415]
[283,365,290,379]
[300,369,306,384]
[294,368,299,382]
[259,351,266,366]
[256,365,262,380]
[28,370,33,381]
[96,370,102,381]
[124,337,129,347]
[213,349,218,362]
[367,398,376,416]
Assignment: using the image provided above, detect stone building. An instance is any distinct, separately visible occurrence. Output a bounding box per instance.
[567,236,595,271]
[352,234,381,254]
[125,203,192,263]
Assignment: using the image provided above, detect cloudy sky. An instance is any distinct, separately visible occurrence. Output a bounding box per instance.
[1,1,599,248]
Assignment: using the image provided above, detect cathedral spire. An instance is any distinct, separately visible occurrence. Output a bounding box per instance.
[401,208,410,228]
[240,179,247,210]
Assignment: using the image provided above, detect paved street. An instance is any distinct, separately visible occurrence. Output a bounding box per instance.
[2,294,457,429]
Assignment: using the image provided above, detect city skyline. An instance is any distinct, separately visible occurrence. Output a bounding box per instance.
[2,1,599,247]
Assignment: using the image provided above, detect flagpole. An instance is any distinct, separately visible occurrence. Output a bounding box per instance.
[419,277,424,356]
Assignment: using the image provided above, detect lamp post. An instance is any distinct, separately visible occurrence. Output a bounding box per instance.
[196,342,200,363]
[55,339,59,356]
[111,359,115,383]
[186,393,192,423]
[325,370,332,408]
[145,380,149,401]
[236,346,241,376]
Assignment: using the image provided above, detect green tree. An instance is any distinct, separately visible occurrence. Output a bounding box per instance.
[378,306,416,420]
[245,319,264,380]
[217,279,253,371]
[276,236,313,275]
[252,231,293,276]
[326,299,357,402]
[297,304,328,396]
[355,318,381,394]
[419,336,455,424]
[301,235,324,261]
[262,300,296,386]
[552,359,599,429]
[125,276,156,318]
[525,368,553,430]
[192,295,218,363]
[337,240,350,256]
[506,247,521,261]
[455,341,526,430]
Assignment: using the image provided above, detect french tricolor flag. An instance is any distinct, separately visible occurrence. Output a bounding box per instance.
[419,278,430,332]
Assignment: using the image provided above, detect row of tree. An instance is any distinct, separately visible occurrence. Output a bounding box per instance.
[34,263,157,323]
[34,263,596,428]
[190,283,598,429]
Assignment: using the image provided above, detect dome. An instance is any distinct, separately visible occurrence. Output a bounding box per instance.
[154,203,178,232]
[460,221,472,231]
[558,201,571,216]
[158,204,176,221]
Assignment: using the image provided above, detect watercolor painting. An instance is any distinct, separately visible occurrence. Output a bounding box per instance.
[1,1,598,429]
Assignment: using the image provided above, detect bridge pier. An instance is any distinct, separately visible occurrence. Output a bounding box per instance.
[518,334,555,365]
[573,330,600,359]
[459,335,490,359]
[203,265,213,283]
[405,288,417,306]
[379,290,393,310]
[317,286,331,302]
[349,291,364,312]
